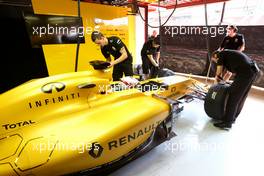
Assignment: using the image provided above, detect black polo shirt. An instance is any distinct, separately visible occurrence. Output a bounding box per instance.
[220,33,245,50]
[141,40,160,57]
[217,50,253,75]
[101,36,132,65]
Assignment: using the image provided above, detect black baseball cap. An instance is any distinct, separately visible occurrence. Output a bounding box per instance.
[226,25,238,32]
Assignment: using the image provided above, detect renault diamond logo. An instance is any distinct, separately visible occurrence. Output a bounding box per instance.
[88,142,103,158]
[41,82,66,94]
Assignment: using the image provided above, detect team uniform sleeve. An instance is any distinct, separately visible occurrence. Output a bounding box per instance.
[156,46,160,52]
[238,34,245,47]
[147,48,156,55]
[144,42,155,55]
[112,37,126,52]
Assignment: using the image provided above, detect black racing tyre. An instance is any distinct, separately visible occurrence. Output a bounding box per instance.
[204,83,230,120]
[89,60,110,70]
[157,68,176,77]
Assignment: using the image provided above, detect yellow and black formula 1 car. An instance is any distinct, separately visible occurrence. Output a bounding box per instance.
[1,68,227,176]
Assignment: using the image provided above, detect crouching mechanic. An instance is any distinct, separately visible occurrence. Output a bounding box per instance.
[91,31,133,81]
[141,35,161,80]
[211,50,259,130]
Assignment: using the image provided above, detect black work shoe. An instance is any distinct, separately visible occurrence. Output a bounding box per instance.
[213,122,232,130]
[210,119,223,123]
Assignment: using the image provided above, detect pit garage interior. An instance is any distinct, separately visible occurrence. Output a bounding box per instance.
[0,0,264,176]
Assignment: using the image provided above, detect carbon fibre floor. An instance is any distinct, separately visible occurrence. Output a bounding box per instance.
[110,91,264,176]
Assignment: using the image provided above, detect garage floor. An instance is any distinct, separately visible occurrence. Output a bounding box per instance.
[110,92,264,176]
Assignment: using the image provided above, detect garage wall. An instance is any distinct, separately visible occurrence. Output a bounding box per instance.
[0,1,49,94]
[159,25,264,88]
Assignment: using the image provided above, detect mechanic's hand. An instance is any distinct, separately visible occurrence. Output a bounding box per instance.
[108,61,115,68]
[204,84,210,90]
[214,79,219,85]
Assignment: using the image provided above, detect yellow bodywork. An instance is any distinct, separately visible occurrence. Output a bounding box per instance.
[0,71,200,175]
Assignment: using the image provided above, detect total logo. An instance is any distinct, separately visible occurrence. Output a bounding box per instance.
[2,120,36,130]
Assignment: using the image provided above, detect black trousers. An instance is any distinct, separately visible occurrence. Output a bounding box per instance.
[142,55,151,74]
[112,63,133,81]
[223,65,259,123]
[142,55,159,78]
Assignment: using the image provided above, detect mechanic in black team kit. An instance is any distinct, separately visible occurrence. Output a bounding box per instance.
[141,35,161,80]
[91,31,133,81]
[211,50,259,130]
[219,25,245,81]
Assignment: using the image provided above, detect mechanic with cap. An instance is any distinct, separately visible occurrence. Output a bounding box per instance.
[91,31,133,81]
[211,49,259,130]
[218,25,245,81]
[141,35,161,80]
